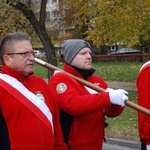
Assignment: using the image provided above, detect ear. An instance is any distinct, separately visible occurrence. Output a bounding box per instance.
[3,55,11,66]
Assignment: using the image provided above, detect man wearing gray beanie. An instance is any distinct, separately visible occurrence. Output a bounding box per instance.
[49,39,128,150]
[62,39,92,64]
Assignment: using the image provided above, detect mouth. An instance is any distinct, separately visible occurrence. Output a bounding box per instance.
[86,61,92,64]
[26,63,34,68]
[27,63,34,66]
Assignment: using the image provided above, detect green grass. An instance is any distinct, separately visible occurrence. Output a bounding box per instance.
[34,64,49,78]
[34,62,145,142]
[92,62,144,82]
[34,62,144,82]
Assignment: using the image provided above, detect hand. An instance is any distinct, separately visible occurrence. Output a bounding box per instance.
[106,88,128,107]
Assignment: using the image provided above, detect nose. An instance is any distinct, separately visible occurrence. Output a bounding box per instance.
[87,52,92,58]
[28,53,35,60]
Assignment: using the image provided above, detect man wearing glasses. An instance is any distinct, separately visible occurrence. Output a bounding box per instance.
[0,32,67,150]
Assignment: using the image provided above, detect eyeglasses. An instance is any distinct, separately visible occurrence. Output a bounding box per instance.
[7,51,36,58]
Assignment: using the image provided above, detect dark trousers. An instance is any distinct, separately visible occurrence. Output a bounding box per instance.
[141,139,146,150]
[0,114,10,150]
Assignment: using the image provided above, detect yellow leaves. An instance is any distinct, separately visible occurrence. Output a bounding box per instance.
[0,2,40,45]
[66,0,150,47]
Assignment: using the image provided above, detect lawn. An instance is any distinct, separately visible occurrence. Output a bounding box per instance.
[34,61,144,82]
[92,62,144,82]
[34,61,145,143]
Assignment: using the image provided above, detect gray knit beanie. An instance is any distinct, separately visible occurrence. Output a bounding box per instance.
[62,39,91,64]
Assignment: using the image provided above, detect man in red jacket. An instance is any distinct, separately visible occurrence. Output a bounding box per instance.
[0,32,67,150]
[137,61,150,150]
[49,39,129,150]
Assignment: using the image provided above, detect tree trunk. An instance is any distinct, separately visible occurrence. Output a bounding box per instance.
[7,1,57,78]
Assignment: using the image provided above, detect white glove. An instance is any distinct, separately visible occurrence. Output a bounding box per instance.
[106,88,128,107]
[105,88,114,92]
[147,145,150,150]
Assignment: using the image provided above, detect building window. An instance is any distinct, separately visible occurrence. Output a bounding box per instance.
[53,0,58,2]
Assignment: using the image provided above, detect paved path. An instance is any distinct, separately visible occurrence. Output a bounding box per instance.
[103,143,139,150]
[106,81,136,91]
[102,138,140,150]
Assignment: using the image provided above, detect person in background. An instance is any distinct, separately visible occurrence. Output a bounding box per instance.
[137,61,150,150]
[58,54,64,64]
[0,32,67,150]
[48,39,129,150]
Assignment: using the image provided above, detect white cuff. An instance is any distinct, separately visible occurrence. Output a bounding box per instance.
[146,144,150,150]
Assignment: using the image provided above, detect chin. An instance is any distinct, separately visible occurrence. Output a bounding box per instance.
[25,69,34,74]
[87,65,92,69]
[86,67,92,70]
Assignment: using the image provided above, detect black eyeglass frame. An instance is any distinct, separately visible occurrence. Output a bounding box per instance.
[7,51,36,57]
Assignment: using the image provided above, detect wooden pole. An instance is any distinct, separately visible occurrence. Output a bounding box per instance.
[34,58,150,116]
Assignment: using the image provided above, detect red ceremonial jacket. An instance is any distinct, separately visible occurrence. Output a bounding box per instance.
[137,61,150,144]
[0,65,67,150]
[49,63,124,150]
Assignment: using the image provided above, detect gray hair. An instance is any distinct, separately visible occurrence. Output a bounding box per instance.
[0,32,30,64]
